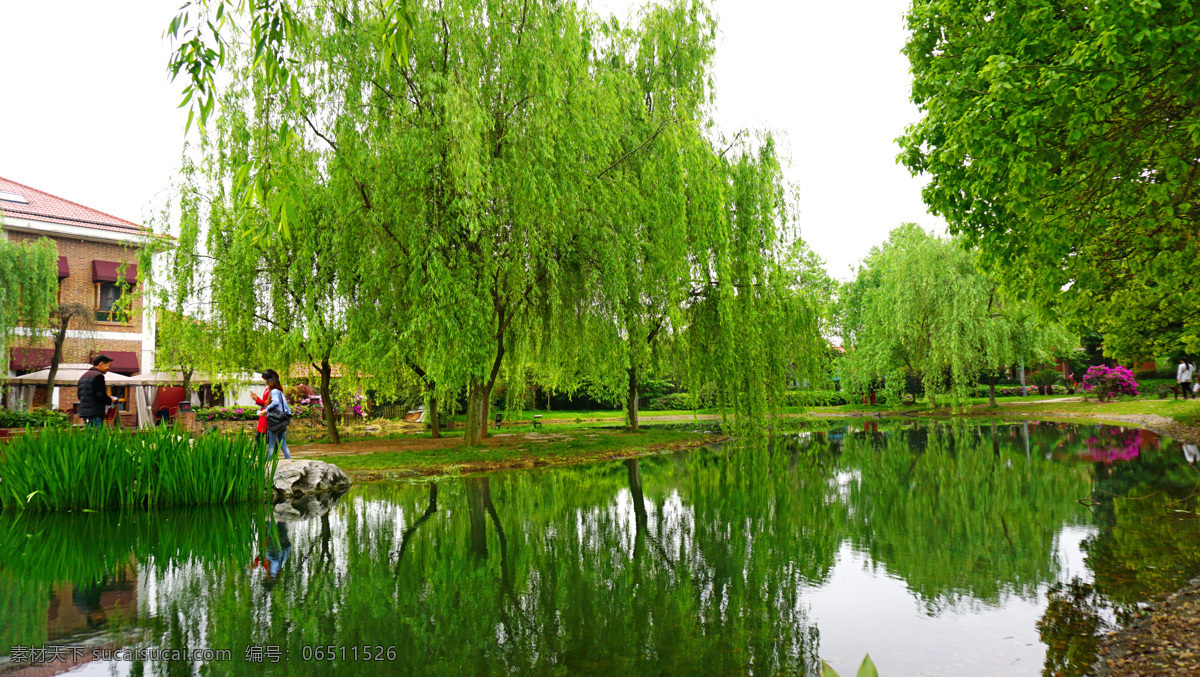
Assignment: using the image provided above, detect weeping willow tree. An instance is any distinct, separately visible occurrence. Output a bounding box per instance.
[157,0,829,445]
[680,137,828,427]
[567,1,715,431]
[839,224,1072,407]
[0,235,58,393]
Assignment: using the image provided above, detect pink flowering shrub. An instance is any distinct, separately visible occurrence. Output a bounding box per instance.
[197,404,322,421]
[196,406,258,422]
[1081,365,1139,402]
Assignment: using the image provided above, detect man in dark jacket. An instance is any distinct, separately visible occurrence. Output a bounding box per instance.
[77,355,114,428]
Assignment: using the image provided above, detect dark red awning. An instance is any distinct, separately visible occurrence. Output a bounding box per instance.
[10,347,55,371]
[57,256,69,279]
[91,260,138,284]
[91,351,139,375]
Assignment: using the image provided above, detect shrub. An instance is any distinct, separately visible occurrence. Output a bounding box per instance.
[643,392,697,411]
[196,405,261,422]
[0,409,70,429]
[197,404,322,422]
[784,390,850,407]
[0,426,274,511]
[1135,369,1159,381]
[1081,365,1139,402]
[1029,369,1061,385]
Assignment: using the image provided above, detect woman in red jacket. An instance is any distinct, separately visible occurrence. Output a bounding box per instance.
[253,369,278,445]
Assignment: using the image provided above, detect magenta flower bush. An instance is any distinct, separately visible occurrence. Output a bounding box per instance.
[196,406,259,422]
[1081,365,1139,402]
[196,404,322,422]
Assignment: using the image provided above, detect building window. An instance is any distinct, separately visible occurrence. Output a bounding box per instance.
[109,385,128,412]
[95,282,124,323]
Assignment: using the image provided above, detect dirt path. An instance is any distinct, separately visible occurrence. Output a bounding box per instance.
[1096,577,1200,676]
[288,429,618,458]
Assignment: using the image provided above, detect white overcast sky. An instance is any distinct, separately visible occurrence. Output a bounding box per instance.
[0,0,944,280]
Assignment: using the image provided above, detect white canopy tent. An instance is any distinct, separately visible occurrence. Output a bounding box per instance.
[5,364,145,414]
[5,367,261,428]
[6,365,156,427]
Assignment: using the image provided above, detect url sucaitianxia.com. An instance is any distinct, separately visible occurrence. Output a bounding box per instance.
[7,645,234,665]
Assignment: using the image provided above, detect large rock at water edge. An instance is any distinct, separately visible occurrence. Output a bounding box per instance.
[273,460,351,501]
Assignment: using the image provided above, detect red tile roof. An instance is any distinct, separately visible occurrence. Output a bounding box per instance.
[0,175,143,234]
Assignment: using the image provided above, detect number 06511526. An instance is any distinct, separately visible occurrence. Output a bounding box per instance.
[300,646,398,661]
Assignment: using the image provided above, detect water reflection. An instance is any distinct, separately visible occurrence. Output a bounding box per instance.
[2,421,1199,677]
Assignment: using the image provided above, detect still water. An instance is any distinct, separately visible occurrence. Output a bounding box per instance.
[3,421,1200,676]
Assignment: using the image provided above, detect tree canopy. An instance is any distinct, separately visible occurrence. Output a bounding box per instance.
[838,224,1071,405]
[899,0,1200,359]
[156,0,827,444]
[0,235,58,373]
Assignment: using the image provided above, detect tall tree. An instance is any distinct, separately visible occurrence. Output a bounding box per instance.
[899,0,1200,358]
[684,137,827,424]
[41,303,94,402]
[572,0,718,431]
[0,236,58,385]
[839,224,1070,406]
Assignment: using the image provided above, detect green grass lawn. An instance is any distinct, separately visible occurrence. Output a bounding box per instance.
[314,428,717,476]
[982,398,1200,426]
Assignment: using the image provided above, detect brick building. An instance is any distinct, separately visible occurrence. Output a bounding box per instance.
[2,175,156,412]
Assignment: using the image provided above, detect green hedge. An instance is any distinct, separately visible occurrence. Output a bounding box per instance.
[0,409,70,429]
[643,393,699,411]
[784,390,851,407]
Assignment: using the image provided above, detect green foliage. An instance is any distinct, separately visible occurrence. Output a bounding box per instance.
[900,0,1200,359]
[0,235,58,363]
[158,0,828,446]
[839,225,1071,407]
[642,392,699,411]
[1029,369,1063,388]
[0,427,274,510]
[784,389,850,408]
[0,408,70,429]
[823,654,878,677]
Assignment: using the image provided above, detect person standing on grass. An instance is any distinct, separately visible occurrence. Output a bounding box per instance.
[264,375,292,459]
[77,355,114,428]
[1178,357,1194,400]
[253,369,278,445]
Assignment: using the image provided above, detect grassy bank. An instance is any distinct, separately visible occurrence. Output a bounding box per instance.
[0,427,275,511]
[298,428,721,479]
[802,395,1200,426]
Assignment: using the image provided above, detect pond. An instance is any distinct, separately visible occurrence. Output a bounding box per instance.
[3,420,1200,676]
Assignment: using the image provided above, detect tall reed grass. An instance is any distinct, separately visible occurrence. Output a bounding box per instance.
[0,427,276,511]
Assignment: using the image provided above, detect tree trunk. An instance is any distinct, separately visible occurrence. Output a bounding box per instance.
[428,390,441,438]
[464,379,493,447]
[44,317,69,407]
[409,363,441,439]
[463,329,506,446]
[319,358,340,444]
[988,375,997,408]
[182,368,193,400]
[626,366,640,432]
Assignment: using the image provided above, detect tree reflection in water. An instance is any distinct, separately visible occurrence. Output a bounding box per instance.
[3,421,1200,676]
